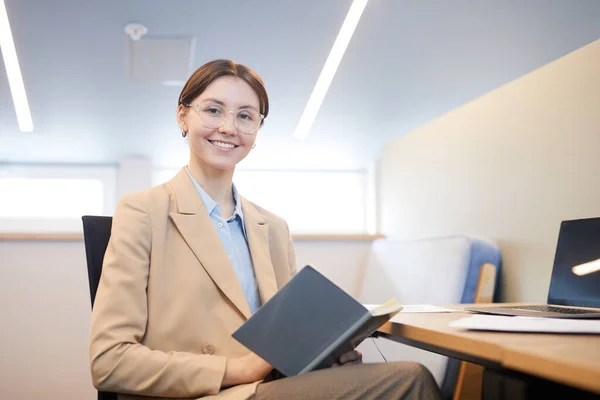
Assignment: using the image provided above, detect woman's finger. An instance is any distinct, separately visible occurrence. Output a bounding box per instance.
[339,350,361,365]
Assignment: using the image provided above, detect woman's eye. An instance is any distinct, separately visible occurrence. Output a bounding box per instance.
[205,107,221,115]
[239,112,254,121]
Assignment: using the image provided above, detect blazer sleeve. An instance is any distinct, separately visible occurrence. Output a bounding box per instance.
[89,194,227,398]
[286,221,297,278]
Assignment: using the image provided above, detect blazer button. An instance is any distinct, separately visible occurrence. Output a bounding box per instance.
[202,343,215,355]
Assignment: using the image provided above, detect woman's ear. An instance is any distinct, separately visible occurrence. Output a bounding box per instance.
[176,105,188,132]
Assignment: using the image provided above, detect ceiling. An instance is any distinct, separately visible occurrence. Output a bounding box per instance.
[1,0,600,171]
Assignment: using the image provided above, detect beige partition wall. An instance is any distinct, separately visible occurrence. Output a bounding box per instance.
[379,39,600,303]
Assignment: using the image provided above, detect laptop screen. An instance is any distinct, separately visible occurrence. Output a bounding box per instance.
[548,217,600,308]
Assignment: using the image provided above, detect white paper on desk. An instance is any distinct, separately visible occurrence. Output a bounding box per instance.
[362,304,459,313]
[399,305,461,313]
[449,315,600,334]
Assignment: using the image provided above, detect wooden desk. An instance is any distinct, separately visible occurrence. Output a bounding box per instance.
[377,307,600,397]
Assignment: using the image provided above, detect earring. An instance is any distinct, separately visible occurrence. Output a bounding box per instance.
[181,131,187,138]
[252,143,256,149]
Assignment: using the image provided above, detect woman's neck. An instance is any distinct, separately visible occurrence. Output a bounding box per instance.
[187,160,235,218]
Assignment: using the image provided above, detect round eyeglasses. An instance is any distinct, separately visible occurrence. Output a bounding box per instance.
[185,101,264,134]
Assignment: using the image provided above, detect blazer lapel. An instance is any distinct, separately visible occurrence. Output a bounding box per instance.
[241,197,279,304]
[167,168,251,319]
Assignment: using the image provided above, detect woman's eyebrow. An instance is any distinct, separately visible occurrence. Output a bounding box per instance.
[203,97,258,111]
[202,98,226,106]
[238,104,259,111]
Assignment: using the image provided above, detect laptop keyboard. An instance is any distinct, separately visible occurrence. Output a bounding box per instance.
[507,305,596,314]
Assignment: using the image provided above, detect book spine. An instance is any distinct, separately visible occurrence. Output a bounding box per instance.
[298,312,371,375]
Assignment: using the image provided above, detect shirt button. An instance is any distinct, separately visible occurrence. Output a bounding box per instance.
[216,222,223,228]
[202,343,215,355]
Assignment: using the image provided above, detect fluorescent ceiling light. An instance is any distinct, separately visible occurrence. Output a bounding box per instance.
[572,259,600,276]
[0,0,33,132]
[293,0,369,140]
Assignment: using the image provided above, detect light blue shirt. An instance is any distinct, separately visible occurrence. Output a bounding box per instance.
[185,168,262,314]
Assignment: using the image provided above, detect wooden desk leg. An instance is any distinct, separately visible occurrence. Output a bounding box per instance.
[453,362,484,400]
[453,263,497,400]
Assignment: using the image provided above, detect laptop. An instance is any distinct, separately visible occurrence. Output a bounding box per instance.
[466,217,600,319]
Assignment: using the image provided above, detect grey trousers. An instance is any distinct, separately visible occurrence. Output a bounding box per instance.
[251,362,443,400]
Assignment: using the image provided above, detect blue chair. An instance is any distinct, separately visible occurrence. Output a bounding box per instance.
[356,235,502,400]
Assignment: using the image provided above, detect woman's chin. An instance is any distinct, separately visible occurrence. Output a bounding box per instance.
[190,149,242,172]
[204,158,239,171]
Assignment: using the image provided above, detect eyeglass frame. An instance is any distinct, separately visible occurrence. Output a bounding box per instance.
[182,102,265,134]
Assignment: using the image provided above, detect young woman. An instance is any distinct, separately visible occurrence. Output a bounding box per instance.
[89,59,442,400]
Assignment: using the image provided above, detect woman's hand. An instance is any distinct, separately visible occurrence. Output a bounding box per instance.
[331,350,363,368]
[222,352,273,387]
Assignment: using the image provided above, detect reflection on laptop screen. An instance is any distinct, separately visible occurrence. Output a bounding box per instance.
[548,217,600,308]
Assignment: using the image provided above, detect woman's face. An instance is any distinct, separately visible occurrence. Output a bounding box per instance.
[177,76,261,172]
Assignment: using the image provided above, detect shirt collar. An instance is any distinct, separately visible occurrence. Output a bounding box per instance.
[231,183,245,222]
[185,166,245,225]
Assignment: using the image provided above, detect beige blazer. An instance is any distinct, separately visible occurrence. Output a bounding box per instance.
[89,168,297,400]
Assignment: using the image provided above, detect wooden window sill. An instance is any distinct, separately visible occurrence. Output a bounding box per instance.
[0,233,85,242]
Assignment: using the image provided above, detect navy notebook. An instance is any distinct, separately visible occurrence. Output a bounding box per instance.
[232,265,402,377]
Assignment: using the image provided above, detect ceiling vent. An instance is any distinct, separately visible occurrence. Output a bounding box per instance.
[125,23,195,86]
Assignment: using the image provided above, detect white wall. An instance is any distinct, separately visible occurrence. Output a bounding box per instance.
[0,238,370,400]
[0,241,95,400]
[380,39,600,303]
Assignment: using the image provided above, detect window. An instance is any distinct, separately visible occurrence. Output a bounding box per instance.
[154,168,374,234]
[0,165,117,233]
[0,179,104,218]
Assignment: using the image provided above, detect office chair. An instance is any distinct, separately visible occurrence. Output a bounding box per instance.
[81,215,118,400]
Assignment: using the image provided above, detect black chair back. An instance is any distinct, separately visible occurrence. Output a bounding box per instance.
[81,215,112,308]
[81,215,118,400]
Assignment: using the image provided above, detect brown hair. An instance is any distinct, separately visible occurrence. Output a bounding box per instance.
[178,59,269,136]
